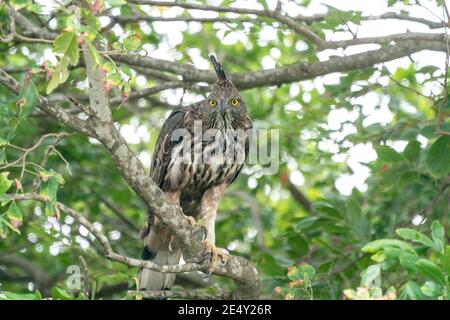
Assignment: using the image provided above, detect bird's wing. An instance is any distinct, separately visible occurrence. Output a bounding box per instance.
[150,109,187,189]
[229,115,253,185]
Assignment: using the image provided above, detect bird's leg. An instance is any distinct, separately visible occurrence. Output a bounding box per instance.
[200,184,228,274]
[166,190,198,227]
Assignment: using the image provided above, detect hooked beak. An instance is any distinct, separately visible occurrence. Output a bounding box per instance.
[218,99,226,113]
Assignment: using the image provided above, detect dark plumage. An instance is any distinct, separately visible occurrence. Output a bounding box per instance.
[139,55,252,291]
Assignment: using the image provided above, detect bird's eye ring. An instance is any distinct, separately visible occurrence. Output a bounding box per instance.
[209,99,217,107]
[231,99,239,106]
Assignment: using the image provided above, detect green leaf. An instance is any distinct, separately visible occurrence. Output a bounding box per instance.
[106,73,122,85]
[103,61,115,73]
[123,33,142,51]
[0,291,42,300]
[403,140,421,160]
[120,65,132,78]
[443,245,450,275]
[421,281,443,298]
[39,171,63,216]
[431,220,445,253]
[0,172,13,194]
[287,264,316,285]
[45,200,55,217]
[40,176,59,203]
[420,123,450,139]
[86,40,103,67]
[375,145,403,162]
[105,0,126,7]
[97,272,129,291]
[51,287,73,300]
[47,58,69,94]
[425,136,450,178]
[360,264,380,287]
[7,201,22,231]
[399,251,419,273]
[396,228,435,249]
[404,281,425,300]
[18,79,38,118]
[54,31,79,66]
[416,259,446,286]
[0,218,9,238]
[362,239,414,253]
[294,216,320,231]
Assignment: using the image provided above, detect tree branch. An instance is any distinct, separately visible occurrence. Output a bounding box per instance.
[0,68,92,136]
[112,39,447,90]
[130,289,231,300]
[5,193,204,274]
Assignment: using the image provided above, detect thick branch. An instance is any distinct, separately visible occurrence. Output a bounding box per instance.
[112,39,447,89]
[131,289,231,300]
[81,42,112,122]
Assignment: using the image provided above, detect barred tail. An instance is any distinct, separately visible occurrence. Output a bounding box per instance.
[139,223,181,291]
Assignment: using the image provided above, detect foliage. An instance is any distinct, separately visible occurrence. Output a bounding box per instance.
[356,221,450,300]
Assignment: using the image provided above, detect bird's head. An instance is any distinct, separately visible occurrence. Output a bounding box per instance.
[205,55,247,129]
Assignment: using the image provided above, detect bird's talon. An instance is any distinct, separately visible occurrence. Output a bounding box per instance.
[200,226,208,240]
[202,239,229,274]
[219,257,228,267]
[185,215,197,226]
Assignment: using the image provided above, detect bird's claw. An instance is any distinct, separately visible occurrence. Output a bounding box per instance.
[185,215,197,227]
[185,216,208,241]
[202,239,229,275]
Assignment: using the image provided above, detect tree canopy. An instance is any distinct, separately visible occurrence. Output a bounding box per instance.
[0,0,450,300]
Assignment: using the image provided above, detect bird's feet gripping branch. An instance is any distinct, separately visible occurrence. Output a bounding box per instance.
[183,214,229,275]
[203,239,229,275]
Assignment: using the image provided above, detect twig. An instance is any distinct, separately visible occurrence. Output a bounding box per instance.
[0,133,72,171]
[5,192,205,274]
[79,256,90,298]
[402,176,450,227]
[100,196,140,233]
[32,133,73,192]
[280,172,313,214]
[386,73,434,101]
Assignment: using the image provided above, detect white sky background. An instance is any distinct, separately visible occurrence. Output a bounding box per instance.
[37,0,448,196]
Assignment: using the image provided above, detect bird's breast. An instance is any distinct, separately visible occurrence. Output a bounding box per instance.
[164,129,246,193]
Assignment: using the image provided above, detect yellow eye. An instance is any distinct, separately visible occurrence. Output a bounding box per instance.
[231,99,239,106]
[209,99,217,107]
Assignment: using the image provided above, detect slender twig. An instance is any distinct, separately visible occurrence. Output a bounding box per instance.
[100,196,140,233]
[402,176,450,227]
[79,256,90,298]
[32,134,72,192]
[5,193,205,274]
[0,133,72,171]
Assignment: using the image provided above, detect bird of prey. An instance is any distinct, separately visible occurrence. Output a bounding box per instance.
[139,55,253,291]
